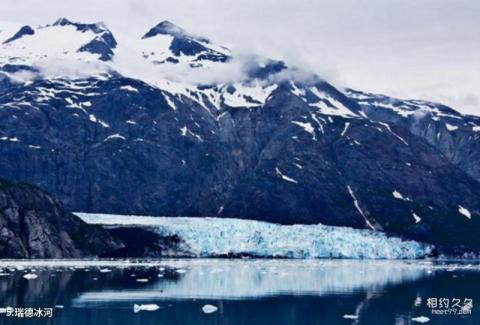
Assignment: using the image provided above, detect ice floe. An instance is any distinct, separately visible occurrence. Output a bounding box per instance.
[202,304,218,314]
[133,304,160,312]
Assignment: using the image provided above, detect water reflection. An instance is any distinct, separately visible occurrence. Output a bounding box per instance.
[0,259,478,325]
[74,259,428,303]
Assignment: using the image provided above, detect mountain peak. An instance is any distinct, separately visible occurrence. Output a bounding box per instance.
[53,17,72,26]
[142,20,186,39]
[3,25,34,44]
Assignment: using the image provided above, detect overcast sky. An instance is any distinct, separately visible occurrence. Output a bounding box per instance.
[1,0,479,114]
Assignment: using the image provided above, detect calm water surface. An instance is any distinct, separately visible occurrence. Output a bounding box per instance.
[0,259,478,324]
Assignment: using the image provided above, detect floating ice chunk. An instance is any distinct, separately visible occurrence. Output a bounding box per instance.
[136,278,149,282]
[99,268,112,273]
[176,269,187,274]
[458,206,471,219]
[202,304,218,314]
[55,305,64,309]
[473,126,480,132]
[133,304,160,312]
[412,316,430,323]
[343,314,358,320]
[23,273,38,280]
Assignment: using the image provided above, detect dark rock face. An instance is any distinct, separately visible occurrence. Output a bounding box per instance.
[3,25,34,44]
[106,227,193,258]
[0,178,124,258]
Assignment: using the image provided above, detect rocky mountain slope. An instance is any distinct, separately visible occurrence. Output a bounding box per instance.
[0,19,479,251]
[0,178,124,258]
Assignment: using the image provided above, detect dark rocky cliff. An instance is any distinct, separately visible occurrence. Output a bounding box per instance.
[0,178,124,258]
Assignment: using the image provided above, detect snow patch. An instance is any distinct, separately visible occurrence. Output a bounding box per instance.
[104,134,126,142]
[120,85,139,93]
[445,123,458,132]
[291,121,316,140]
[412,212,421,224]
[347,186,375,230]
[340,122,350,137]
[392,190,411,201]
[275,168,298,184]
[458,206,471,219]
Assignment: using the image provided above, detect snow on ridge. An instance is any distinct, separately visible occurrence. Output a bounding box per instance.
[76,213,432,259]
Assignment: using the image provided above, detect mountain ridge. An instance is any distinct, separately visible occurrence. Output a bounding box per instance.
[0,18,479,252]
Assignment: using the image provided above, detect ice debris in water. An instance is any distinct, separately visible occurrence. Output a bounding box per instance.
[412,316,430,323]
[202,304,218,314]
[23,273,38,280]
[133,304,160,312]
[99,268,112,273]
[136,278,149,283]
[343,314,358,320]
[77,214,432,259]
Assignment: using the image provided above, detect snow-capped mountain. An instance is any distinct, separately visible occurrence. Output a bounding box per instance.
[0,19,479,253]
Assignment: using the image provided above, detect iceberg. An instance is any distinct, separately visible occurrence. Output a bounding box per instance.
[76,213,432,259]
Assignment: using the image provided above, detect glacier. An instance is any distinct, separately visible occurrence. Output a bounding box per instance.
[76,213,432,259]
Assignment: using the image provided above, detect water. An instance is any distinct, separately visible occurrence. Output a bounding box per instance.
[0,259,478,324]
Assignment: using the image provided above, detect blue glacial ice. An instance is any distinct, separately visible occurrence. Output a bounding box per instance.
[76,213,432,259]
